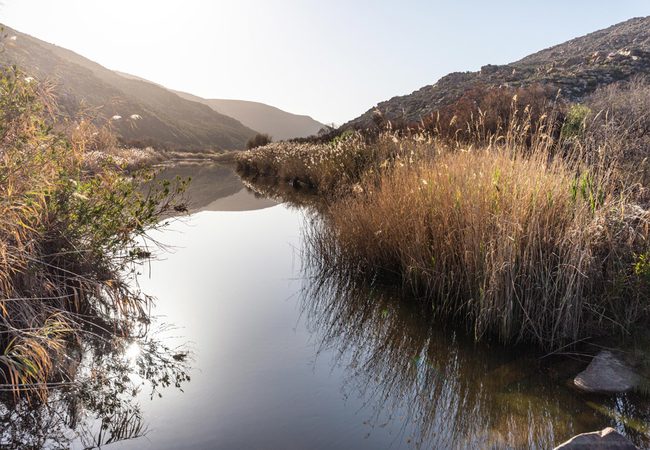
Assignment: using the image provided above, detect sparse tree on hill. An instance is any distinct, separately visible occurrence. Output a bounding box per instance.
[245,133,272,150]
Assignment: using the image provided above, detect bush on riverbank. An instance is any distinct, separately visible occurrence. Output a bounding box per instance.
[0,66,188,398]
[238,87,650,349]
[579,76,650,185]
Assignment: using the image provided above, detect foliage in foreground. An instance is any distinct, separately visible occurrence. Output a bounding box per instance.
[0,66,189,399]
[238,83,650,349]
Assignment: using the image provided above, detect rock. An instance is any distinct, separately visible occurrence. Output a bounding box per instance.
[562,56,583,67]
[553,427,638,449]
[574,351,641,393]
[628,48,650,59]
[481,64,499,75]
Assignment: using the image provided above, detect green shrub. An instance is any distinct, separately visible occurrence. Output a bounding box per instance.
[329,129,355,147]
[561,104,591,139]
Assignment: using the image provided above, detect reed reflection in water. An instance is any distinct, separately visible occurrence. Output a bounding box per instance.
[302,214,650,449]
[0,301,193,449]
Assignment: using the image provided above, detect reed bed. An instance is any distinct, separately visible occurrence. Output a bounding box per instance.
[240,93,650,348]
[84,146,169,172]
[236,134,396,192]
[307,136,650,348]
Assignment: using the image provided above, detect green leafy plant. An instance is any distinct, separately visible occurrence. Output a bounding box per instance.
[561,103,591,139]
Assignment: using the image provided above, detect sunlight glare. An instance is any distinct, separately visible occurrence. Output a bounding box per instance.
[125,342,141,362]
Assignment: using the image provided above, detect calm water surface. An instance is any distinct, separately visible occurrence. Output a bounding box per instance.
[5,163,648,449]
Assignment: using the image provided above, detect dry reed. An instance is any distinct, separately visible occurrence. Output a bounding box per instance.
[84,147,169,172]
[308,135,650,348]
[238,84,650,349]
[0,66,188,400]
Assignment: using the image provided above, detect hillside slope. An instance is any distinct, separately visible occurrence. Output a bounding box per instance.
[0,26,256,151]
[171,93,324,141]
[114,71,324,141]
[347,16,650,127]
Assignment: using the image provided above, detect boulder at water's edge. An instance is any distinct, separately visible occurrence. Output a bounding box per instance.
[574,351,641,393]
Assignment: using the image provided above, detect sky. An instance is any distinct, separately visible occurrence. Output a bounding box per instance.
[2,1,650,125]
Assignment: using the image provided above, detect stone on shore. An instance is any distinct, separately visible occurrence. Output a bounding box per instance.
[574,351,641,393]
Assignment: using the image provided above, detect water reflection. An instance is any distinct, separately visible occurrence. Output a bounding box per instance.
[156,162,278,212]
[301,251,650,449]
[0,311,193,449]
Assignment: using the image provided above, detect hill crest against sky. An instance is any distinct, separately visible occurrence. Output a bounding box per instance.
[0,26,257,151]
[112,71,325,141]
[346,15,650,127]
[171,93,324,142]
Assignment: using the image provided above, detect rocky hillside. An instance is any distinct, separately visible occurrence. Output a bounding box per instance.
[347,16,650,127]
[0,26,257,152]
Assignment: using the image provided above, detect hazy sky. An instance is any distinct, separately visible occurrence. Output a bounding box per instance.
[2,1,650,125]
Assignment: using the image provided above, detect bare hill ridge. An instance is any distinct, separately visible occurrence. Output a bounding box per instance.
[347,16,650,128]
[113,71,325,141]
[115,70,325,141]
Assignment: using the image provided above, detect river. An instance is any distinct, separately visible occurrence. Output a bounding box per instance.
[1,163,648,449]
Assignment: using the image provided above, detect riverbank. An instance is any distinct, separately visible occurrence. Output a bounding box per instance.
[236,84,650,350]
[0,67,190,399]
[84,147,231,172]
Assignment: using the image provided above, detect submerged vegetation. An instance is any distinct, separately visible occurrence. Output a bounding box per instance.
[0,65,190,401]
[238,80,650,349]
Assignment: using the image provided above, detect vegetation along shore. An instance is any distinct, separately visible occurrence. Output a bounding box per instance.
[0,65,189,400]
[237,79,650,350]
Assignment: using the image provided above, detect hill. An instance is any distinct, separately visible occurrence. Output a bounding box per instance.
[170,93,324,141]
[114,71,325,141]
[0,26,257,152]
[346,16,650,127]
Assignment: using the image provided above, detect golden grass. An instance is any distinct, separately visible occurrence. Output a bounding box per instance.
[239,102,650,348]
[307,133,650,348]
[236,135,365,191]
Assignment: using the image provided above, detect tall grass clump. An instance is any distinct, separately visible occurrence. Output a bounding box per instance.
[237,133,366,191]
[236,130,432,192]
[240,84,650,349]
[306,127,649,349]
[0,66,188,399]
